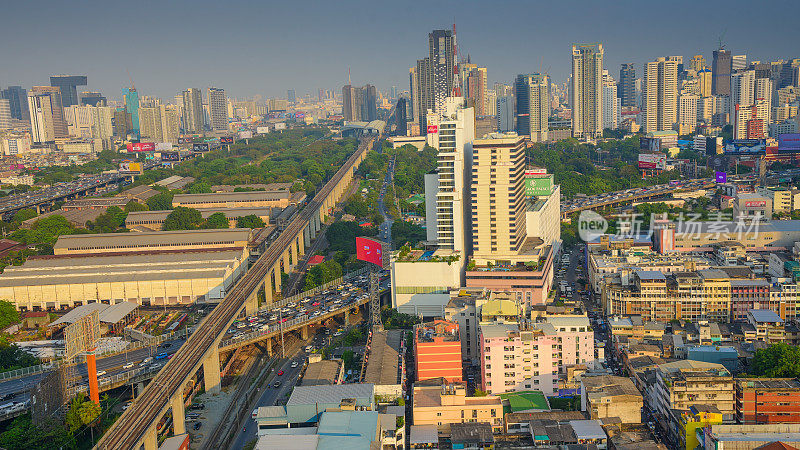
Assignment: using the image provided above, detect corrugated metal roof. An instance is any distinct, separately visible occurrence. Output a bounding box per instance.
[287,383,374,407]
[53,228,252,250]
[98,301,138,323]
[51,303,107,326]
[173,191,291,203]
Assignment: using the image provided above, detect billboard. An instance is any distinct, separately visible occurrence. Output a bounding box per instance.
[155,142,173,151]
[525,174,554,197]
[256,126,270,134]
[193,143,210,152]
[722,139,766,156]
[715,171,727,183]
[64,312,100,360]
[356,237,384,267]
[220,136,234,144]
[640,137,660,152]
[126,142,155,152]
[119,161,143,173]
[274,122,287,130]
[778,133,800,154]
[238,130,253,139]
[161,152,180,162]
[638,152,666,170]
[427,125,438,134]
[745,200,767,208]
[177,137,190,144]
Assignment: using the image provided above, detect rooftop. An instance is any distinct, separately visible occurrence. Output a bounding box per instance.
[498,391,550,412]
[736,378,800,391]
[287,383,374,407]
[363,329,403,386]
[449,422,494,444]
[569,420,607,440]
[172,190,292,203]
[301,360,343,386]
[53,228,252,252]
[748,309,784,324]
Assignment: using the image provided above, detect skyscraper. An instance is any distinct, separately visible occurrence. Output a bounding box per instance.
[428,29,455,114]
[181,88,204,133]
[341,84,377,122]
[571,43,604,139]
[1,86,28,121]
[619,63,636,108]
[409,66,419,126]
[732,55,747,71]
[514,73,550,142]
[689,55,706,72]
[496,94,515,132]
[642,57,679,133]
[412,58,432,128]
[287,89,296,103]
[208,87,227,131]
[471,133,526,259]
[0,99,11,130]
[28,86,68,141]
[698,68,713,97]
[602,70,619,130]
[49,75,87,108]
[712,48,732,96]
[395,97,408,136]
[80,91,106,107]
[464,65,488,116]
[124,88,139,135]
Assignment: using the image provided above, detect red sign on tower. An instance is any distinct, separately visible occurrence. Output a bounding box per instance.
[356,237,384,267]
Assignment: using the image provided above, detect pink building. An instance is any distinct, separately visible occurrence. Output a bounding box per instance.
[479,316,594,396]
[465,245,556,305]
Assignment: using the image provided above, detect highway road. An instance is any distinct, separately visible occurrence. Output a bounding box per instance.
[560,178,713,214]
[377,154,395,244]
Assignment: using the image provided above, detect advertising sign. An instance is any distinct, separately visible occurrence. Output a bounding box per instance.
[192,143,209,152]
[525,174,554,197]
[155,142,173,151]
[715,171,727,183]
[638,152,666,170]
[126,142,155,152]
[356,237,384,267]
[161,152,180,162]
[427,125,438,134]
[640,137,660,152]
[64,312,99,360]
[525,168,548,176]
[177,137,189,144]
[274,122,287,130]
[256,126,270,134]
[238,130,253,139]
[778,133,800,154]
[723,139,766,155]
[119,161,143,173]
[220,136,234,144]
[745,200,767,208]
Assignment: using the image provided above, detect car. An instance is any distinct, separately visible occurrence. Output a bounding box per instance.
[277,370,284,376]
[273,381,282,388]
[291,361,299,368]
[193,422,202,430]
[155,352,168,360]
[0,394,14,401]
[160,343,171,349]
[123,362,134,369]
[96,370,107,376]
[190,403,205,410]
[141,357,153,365]
[122,402,132,411]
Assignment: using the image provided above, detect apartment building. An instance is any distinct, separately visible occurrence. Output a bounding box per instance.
[414,319,463,382]
[650,361,734,423]
[412,381,503,433]
[736,378,800,424]
[580,375,643,424]
[479,316,594,396]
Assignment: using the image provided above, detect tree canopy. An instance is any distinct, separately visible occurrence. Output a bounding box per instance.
[235,215,266,229]
[146,191,174,211]
[203,212,230,229]
[162,207,203,231]
[750,343,800,378]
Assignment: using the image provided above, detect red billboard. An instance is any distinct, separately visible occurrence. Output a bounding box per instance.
[126,142,155,152]
[745,201,766,208]
[356,237,384,267]
[427,125,438,134]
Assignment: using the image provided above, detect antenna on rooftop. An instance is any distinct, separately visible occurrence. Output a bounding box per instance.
[126,68,135,91]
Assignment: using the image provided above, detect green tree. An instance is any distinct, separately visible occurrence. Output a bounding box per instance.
[236,215,266,228]
[0,301,20,330]
[0,415,72,450]
[12,209,37,223]
[344,194,370,218]
[146,191,174,211]
[187,182,212,194]
[162,206,203,231]
[89,206,127,232]
[750,343,800,378]
[77,400,101,426]
[124,200,149,213]
[203,212,230,229]
[391,221,426,248]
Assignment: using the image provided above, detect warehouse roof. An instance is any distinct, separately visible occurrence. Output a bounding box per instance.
[363,329,403,386]
[53,228,252,251]
[98,301,138,324]
[173,191,291,203]
[0,267,231,287]
[23,248,245,267]
[287,383,374,406]
[50,302,107,327]
[748,309,784,324]
[126,207,272,223]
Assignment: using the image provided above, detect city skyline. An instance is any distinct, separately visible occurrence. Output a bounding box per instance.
[1,0,799,100]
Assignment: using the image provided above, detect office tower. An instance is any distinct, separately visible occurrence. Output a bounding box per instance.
[471,133,526,259]
[755,78,773,135]
[415,58,433,128]
[619,63,636,108]
[28,86,68,141]
[395,98,408,136]
[0,99,11,130]
[391,86,397,99]
[514,73,550,141]
[712,48,732,95]
[49,75,87,108]
[678,94,699,133]
[464,66,488,116]
[181,88,204,133]
[161,106,181,144]
[731,70,755,110]
[689,55,706,72]
[341,84,377,122]
[113,109,131,138]
[80,91,106,106]
[496,94,515,132]
[642,57,678,133]
[698,68,713,97]
[287,89,296,103]
[571,43,604,139]
[428,29,455,114]
[409,66,419,126]
[602,70,619,130]
[123,88,139,134]
[1,86,28,121]
[425,97,474,253]
[732,55,747,71]
[138,107,163,141]
[207,87,227,131]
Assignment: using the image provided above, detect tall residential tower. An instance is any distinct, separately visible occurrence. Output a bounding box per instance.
[571,43,604,139]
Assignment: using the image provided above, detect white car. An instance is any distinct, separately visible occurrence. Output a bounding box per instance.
[123,362,134,369]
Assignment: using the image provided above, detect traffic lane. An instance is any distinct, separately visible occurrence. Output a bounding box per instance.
[229,352,306,450]
[70,338,187,378]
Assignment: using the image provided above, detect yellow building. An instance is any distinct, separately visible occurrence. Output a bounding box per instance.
[53,228,252,255]
[675,404,723,450]
[171,190,300,209]
[412,381,503,433]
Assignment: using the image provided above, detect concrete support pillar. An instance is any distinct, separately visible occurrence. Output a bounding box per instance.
[343,309,350,326]
[300,325,309,341]
[245,290,258,315]
[291,241,299,268]
[272,268,282,295]
[303,224,311,247]
[171,395,186,435]
[203,346,221,394]
[298,235,305,258]
[265,336,273,356]
[135,382,145,398]
[264,284,273,306]
[141,425,157,450]
[283,250,292,272]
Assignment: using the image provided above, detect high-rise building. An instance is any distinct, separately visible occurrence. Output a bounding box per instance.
[390,86,397,99]
[79,91,106,107]
[689,55,706,72]
[471,133,526,260]
[207,87,227,131]
[602,70,619,130]
[619,63,636,108]
[409,66,419,125]
[49,75,87,108]
[465,66,488,116]
[1,86,28,121]
[287,89,296,103]
[113,109,131,138]
[425,97,475,254]
[139,105,181,143]
[678,94,699,134]
[642,57,679,133]
[124,88,139,134]
[731,70,755,109]
[428,29,455,114]
[698,68,713,97]
[181,88,204,133]
[28,86,68,142]
[139,107,163,142]
[341,84,377,122]
[732,55,747,71]
[0,99,11,130]
[712,48,732,96]
[496,94,515,132]
[514,73,550,141]
[571,43,604,139]
[395,97,408,136]
[412,58,432,128]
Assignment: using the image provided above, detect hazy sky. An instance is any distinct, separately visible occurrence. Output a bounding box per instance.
[2,0,799,101]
